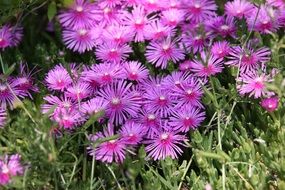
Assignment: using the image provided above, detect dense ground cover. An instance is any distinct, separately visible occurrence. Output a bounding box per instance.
[0,0,285,189]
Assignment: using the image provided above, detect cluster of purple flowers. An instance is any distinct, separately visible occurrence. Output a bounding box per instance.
[0,154,25,185]
[48,0,284,162]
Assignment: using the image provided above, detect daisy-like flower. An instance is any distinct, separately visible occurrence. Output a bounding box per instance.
[143,87,175,118]
[88,124,126,163]
[237,71,273,99]
[261,96,279,112]
[144,126,187,160]
[169,105,205,132]
[161,8,185,27]
[102,25,133,44]
[0,154,24,185]
[41,95,75,115]
[0,80,25,109]
[211,41,231,58]
[190,52,224,77]
[182,31,209,54]
[98,80,141,125]
[0,108,6,128]
[119,120,146,145]
[96,42,132,63]
[83,62,125,87]
[53,108,84,129]
[225,45,271,72]
[225,0,254,19]
[45,65,72,91]
[136,109,161,138]
[65,82,91,101]
[182,0,217,22]
[161,71,191,90]
[146,37,185,69]
[172,77,204,108]
[246,5,280,34]
[62,28,97,53]
[0,25,12,50]
[123,61,149,82]
[58,0,99,29]
[205,16,236,38]
[81,97,108,116]
[120,6,155,42]
[145,20,175,40]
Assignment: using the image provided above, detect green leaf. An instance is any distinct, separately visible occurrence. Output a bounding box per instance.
[63,0,74,7]
[47,2,57,21]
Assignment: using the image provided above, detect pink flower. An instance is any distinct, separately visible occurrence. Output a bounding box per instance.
[88,124,126,163]
[161,8,185,27]
[0,154,24,185]
[211,41,230,58]
[58,0,99,29]
[102,25,133,44]
[145,127,187,160]
[81,97,108,116]
[62,28,97,53]
[145,20,175,40]
[261,96,279,112]
[98,0,122,8]
[96,42,132,63]
[205,16,236,38]
[45,65,72,91]
[190,52,224,77]
[123,61,149,82]
[41,95,75,116]
[237,71,273,99]
[137,109,161,138]
[169,105,205,132]
[146,37,185,69]
[119,120,146,145]
[65,82,91,101]
[0,25,12,50]
[225,0,254,19]
[98,80,142,125]
[0,108,6,128]
[54,108,85,129]
[267,0,285,8]
[161,71,192,91]
[182,32,209,54]
[179,60,193,71]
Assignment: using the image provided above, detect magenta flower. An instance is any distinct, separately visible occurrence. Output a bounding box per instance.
[182,32,209,54]
[261,96,279,112]
[145,127,187,160]
[237,71,273,99]
[119,120,146,145]
[62,28,97,53]
[137,109,161,138]
[211,41,230,58]
[65,82,91,101]
[102,25,133,44]
[53,108,84,129]
[98,0,122,8]
[169,106,205,132]
[179,60,194,71]
[45,65,72,91]
[81,97,108,116]
[161,71,192,90]
[145,20,175,40]
[88,124,126,163]
[141,0,163,12]
[182,0,217,22]
[143,87,175,118]
[190,52,224,77]
[225,0,254,19]
[98,80,141,125]
[161,8,185,27]
[226,45,271,73]
[41,95,75,115]
[205,16,236,38]
[123,61,149,82]
[120,6,155,42]
[0,108,6,128]
[146,37,185,69]
[7,25,23,47]
[0,154,24,185]
[58,0,99,29]
[0,25,12,50]
[0,80,25,109]
[246,5,280,34]
[96,42,132,63]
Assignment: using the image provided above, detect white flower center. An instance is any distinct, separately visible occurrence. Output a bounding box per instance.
[78,29,87,36]
[76,6,83,12]
[112,97,120,105]
[161,133,169,140]
[159,96,166,101]
[148,114,156,120]
[109,139,116,143]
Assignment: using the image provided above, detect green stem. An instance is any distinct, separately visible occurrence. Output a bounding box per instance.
[177,155,194,190]
[90,156,95,190]
[0,53,5,73]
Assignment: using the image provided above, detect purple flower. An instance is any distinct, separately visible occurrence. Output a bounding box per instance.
[0,108,6,128]
[179,60,193,71]
[237,71,273,99]
[81,97,108,116]
[136,109,161,138]
[0,154,24,185]
[96,42,132,63]
[65,82,91,101]
[211,41,230,58]
[123,61,149,82]
[205,16,236,38]
[146,37,185,69]
[98,0,122,8]
[58,0,99,29]
[41,95,75,116]
[225,0,254,19]
[98,80,141,125]
[54,107,85,129]
[267,0,285,8]
[145,20,175,40]
[143,87,175,118]
[145,126,187,160]
[0,80,25,109]
[62,28,97,53]
[182,0,217,22]
[0,25,12,50]
[261,96,279,112]
[190,52,224,77]
[119,120,146,145]
[45,65,72,91]
[102,25,133,44]
[88,124,126,163]
[161,8,185,27]
[169,106,205,132]
[225,44,271,73]
[161,71,191,91]
[182,31,209,54]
